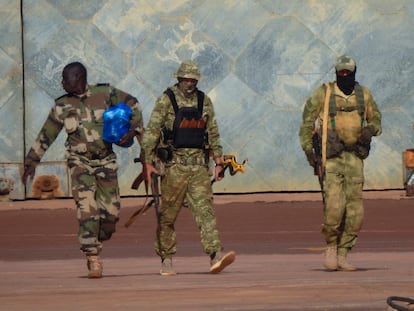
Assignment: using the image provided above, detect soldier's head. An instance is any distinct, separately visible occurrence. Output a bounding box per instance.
[62,62,88,96]
[175,60,201,97]
[334,54,356,95]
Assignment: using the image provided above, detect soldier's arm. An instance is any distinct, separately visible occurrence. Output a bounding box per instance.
[111,87,145,144]
[205,96,223,159]
[22,105,63,184]
[25,106,64,166]
[142,95,170,163]
[364,88,382,136]
[299,86,325,153]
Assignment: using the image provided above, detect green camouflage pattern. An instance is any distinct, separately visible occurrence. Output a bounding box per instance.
[299,82,382,153]
[334,54,356,72]
[175,60,201,80]
[25,84,144,255]
[142,85,222,163]
[321,151,364,254]
[155,164,221,258]
[142,85,223,259]
[68,153,120,255]
[25,84,144,165]
[299,80,382,255]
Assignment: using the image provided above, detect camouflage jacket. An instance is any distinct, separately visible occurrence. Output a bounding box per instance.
[25,84,144,165]
[299,81,382,153]
[142,84,223,163]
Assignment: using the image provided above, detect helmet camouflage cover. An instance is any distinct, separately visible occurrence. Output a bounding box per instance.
[175,60,201,80]
[334,54,356,72]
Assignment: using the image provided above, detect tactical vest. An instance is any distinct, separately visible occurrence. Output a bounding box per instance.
[327,82,365,130]
[164,88,206,149]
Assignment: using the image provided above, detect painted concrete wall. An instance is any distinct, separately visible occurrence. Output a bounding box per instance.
[1,0,414,199]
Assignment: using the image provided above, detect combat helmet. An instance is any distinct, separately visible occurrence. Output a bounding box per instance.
[335,55,356,72]
[175,60,201,80]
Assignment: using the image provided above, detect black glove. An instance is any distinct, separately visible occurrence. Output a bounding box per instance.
[354,143,370,160]
[326,130,344,159]
[117,129,136,147]
[305,151,317,169]
[358,126,375,146]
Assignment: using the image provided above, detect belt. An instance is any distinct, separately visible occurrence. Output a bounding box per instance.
[170,155,207,166]
[75,150,113,160]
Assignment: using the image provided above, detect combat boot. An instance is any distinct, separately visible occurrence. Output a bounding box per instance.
[86,254,102,278]
[337,255,357,271]
[160,257,176,276]
[324,246,338,271]
[210,251,236,274]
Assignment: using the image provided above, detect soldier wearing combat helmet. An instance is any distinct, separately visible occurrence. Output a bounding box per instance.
[141,60,236,276]
[22,62,144,279]
[299,54,382,271]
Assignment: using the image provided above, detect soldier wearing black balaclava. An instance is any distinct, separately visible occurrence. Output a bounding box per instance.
[299,55,382,271]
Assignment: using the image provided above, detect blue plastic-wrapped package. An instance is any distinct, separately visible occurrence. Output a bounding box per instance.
[103,102,133,147]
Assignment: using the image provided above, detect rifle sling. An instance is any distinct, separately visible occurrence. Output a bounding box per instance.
[321,83,331,170]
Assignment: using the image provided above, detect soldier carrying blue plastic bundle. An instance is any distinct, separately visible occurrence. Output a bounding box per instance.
[22,61,144,278]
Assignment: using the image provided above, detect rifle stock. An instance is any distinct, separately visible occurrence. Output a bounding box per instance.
[124,173,160,228]
[151,173,160,220]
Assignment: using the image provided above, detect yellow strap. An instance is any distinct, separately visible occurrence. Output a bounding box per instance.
[321,83,331,170]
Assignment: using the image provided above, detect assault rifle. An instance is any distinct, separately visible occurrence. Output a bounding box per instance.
[125,170,160,228]
[312,132,325,204]
[125,153,247,227]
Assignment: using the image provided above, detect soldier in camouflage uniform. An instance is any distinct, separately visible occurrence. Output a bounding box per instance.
[299,55,382,271]
[141,60,236,276]
[21,62,144,278]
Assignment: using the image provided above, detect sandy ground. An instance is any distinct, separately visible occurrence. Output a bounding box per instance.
[0,190,413,310]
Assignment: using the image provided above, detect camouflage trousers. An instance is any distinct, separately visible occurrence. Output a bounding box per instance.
[68,153,120,255]
[322,151,364,256]
[155,163,222,259]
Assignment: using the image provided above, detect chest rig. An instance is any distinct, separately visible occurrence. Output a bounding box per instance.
[164,88,206,149]
[327,83,365,129]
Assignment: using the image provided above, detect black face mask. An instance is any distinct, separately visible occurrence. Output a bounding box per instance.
[336,71,356,95]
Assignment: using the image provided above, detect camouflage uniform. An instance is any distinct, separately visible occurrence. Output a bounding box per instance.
[299,57,382,259]
[25,84,144,255]
[142,84,223,260]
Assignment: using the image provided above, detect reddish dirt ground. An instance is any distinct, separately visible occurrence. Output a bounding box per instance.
[0,192,413,310]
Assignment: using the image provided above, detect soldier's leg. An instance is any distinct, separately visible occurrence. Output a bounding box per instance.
[186,165,221,255]
[186,165,235,273]
[94,157,120,242]
[69,159,102,255]
[69,158,103,278]
[321,156,346,270]
[155,164,187,259]
[321,157,346,246]
[338,154,364,257]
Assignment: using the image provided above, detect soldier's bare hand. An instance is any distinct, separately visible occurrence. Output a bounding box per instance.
[21,165,36,185]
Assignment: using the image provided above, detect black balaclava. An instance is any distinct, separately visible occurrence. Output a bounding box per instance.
[336,68,356,95]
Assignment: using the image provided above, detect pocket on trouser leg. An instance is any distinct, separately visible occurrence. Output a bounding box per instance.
[98,215,118,241]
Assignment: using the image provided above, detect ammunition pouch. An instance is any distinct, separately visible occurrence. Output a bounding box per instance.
[173,107,206,149]
[326,130,344,159]
[343,142,370,160]
[156,146,173,162]
[353,142,370,160]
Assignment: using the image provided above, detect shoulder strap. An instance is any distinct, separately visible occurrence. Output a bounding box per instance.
[322,83,331,171]
[164,88,179,113]
[164,88,205,116]
[328,83,365,128]
[196,90,205,117]
[354,83,365,126]
[328,84,336,129]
